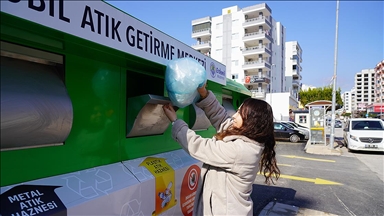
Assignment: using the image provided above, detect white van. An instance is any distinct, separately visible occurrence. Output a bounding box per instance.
[343,118,384,152]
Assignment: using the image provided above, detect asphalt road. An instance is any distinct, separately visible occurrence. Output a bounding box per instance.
[251,135,384,216]
[327,126,384,182]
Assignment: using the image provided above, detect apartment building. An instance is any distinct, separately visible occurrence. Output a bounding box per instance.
[342,91,352,113]
[374,60,384,104]
[354,69,375,110]
[191,3,285,100]
[285,41,303,100]
[350,87,357,112]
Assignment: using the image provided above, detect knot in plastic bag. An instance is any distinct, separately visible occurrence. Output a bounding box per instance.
[165,58,207,108]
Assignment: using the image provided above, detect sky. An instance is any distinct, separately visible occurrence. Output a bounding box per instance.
[106,1,383,93]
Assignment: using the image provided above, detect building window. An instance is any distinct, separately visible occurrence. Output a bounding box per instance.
[231,46,238,55]
[215,49,222,60]
[216,35,223,44]
[299,115,307,124]
[232,19,239,26]
[231,33,239,40]
[216,23,223,30]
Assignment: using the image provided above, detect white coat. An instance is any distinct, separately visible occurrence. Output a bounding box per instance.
[172,91,264,216]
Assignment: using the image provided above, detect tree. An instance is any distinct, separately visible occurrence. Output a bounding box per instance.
[299,86,343,109]
[341,112,351,117]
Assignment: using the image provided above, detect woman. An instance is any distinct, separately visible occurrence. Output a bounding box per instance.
[162,84,280,216]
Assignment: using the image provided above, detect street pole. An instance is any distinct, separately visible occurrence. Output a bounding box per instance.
[270,65,273,104]
[329,0,340,149]
[381,90,382,119]
[381,80,382,118]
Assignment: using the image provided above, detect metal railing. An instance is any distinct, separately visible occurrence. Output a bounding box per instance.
[244,31,267,37]
[192,16,211,25]
[244,16,270,23]
[242,3,271,13]
[192,41,211,46]
[245,59,269,65]
[192,28,211,34]
[250,90,266,98]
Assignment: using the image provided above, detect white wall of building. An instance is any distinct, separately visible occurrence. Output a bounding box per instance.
[192,3,304,116]
[271,22,286,93]
[266,92,298,121]
[342,91,352,113]
[284,41,302,100]
[196,3,284,95]
[354,69,375,111]
[350,87,356,111]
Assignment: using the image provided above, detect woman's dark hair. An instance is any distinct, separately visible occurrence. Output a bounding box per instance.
[215,98,280,184]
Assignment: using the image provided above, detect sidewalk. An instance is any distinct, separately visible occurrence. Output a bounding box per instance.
[304,140,343,156]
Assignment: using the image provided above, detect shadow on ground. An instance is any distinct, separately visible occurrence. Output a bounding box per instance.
[251,184,312,215]
[325,134,345,148]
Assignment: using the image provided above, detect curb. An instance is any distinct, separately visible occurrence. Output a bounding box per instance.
[304,141,342,156]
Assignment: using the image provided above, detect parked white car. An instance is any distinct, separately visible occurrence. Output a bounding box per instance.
[343,118,384,152]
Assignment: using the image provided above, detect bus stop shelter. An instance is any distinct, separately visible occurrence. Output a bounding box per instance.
[305,100,332,145]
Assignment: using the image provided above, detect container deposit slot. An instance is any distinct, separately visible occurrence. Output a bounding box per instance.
[0,41,73,151]
[126,70,176,138]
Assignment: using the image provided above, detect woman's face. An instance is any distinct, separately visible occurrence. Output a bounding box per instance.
[232,107,243,128]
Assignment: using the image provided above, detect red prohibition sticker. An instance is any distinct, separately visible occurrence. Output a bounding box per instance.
[180,165,201,216]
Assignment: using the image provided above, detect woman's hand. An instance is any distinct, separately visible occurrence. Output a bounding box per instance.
[197,82,208,100]
[162,103,177,122]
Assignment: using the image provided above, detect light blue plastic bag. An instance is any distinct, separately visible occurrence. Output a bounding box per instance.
[165,58,207,108]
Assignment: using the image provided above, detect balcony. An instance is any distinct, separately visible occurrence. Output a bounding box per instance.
[192,28,211,39]
[292,58,298,65]
[244,75,271,85]
[250,90,266,99]
[292,69,301,79]
[242,31,272,44]
[242,3,272,15]
[191,41,211,51]
[242,59,271,70]
[242,45,271,57]
[252,91,266,99]
[292,69,297,75]
[292,79,300,87]
[243,16,272,29]
[291,54,302,63]
[192,16,211,25]
[293,63,302,72]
